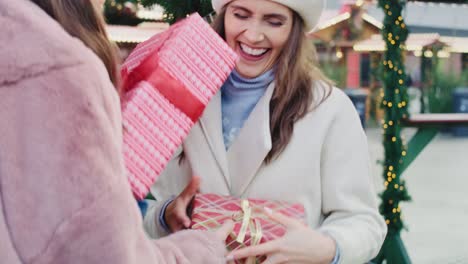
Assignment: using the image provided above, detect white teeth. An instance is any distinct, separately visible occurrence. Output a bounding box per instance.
[240,43,267,56]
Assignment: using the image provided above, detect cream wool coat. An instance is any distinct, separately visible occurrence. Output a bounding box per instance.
[144,82,387,264]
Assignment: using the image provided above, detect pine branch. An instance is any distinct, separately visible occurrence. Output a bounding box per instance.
[140,0,214,24]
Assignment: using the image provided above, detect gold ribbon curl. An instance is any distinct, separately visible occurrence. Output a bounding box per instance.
[232,200,263,264]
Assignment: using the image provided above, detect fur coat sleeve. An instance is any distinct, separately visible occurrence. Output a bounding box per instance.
[0,1,226,263]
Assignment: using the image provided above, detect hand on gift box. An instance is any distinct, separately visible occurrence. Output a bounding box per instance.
[164,176,200,232]
[214,219,235,243]
[226,208,336,264]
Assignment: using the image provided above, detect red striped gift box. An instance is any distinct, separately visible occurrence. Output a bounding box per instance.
[121,13,237,200]
[190,193,306,264]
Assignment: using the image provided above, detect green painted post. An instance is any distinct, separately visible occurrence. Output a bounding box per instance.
[372,0,412,262]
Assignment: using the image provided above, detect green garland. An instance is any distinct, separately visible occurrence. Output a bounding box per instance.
[378,0,411,236]
[140,0,214,24]
[104,0,142,25]
[104,0,214,25]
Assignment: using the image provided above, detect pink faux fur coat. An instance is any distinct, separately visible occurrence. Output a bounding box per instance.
[0,1,226,263]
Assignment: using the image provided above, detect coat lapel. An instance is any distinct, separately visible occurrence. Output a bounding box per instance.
[227,83,275,196]
[199,92,231,186]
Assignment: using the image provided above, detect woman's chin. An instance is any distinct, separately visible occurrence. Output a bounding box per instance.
[235,67,263,79]
[236,64,276,79]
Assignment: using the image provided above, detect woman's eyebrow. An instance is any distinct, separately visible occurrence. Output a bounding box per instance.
[229,5,288,21]
[230,5,252,14]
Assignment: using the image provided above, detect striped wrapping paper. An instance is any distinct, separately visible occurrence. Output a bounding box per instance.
[121,13,237,200]
[190,193,306,264]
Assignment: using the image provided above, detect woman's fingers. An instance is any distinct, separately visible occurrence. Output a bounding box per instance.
[179,176,201,204]
[227,240,278,261]
[214,220,234,241]
[174,199,192,228]
[171,176,201,229]
[262,254,289,264]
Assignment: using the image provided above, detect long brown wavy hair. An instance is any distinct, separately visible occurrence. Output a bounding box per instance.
[31,0,120,89]
[213,6,332,163]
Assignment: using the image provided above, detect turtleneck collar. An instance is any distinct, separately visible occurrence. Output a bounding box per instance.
[222,68,275,95]
[220,68,275,149]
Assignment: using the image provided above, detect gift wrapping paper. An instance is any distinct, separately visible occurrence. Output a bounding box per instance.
[121,13,237,200]
[190,193,306,264]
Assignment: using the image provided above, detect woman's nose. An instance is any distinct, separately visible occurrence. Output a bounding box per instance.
[243,26,265,43]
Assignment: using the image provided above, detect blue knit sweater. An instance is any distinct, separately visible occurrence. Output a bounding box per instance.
[221,69,275,149]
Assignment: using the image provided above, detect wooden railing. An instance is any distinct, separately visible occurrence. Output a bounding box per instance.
[373,113,468,264]
[400,113,468,175]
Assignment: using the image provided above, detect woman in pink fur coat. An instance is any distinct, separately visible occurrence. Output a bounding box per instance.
[0,1,232,263]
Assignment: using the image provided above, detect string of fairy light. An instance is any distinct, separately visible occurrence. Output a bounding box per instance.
[105,0,138,10]
[378,0,411,235]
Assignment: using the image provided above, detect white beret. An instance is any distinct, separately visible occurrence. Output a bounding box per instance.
[211,0,325,31]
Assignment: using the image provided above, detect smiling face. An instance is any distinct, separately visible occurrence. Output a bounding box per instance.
[224,0,293,78]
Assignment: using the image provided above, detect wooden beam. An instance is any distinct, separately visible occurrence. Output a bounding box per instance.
[402,113,468,127]
[408,0,468,3]
[400,113,468,174]
[401,128,439,174]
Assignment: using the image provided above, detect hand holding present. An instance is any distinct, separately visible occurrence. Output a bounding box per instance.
[161,179,237,243]
[214,219,235,244]
[227,208,336,264]
[190,193,308,264]
[164,176,201,232]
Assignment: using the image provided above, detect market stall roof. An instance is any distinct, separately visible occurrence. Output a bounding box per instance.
[107,22,168,44]
[353,33,448,52]
[312,9,382,33]
[366,1,468,37]
[440,36,468,53]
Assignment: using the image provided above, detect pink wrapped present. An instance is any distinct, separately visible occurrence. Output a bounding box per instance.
[121,13,237,200]
[190,193,306,264]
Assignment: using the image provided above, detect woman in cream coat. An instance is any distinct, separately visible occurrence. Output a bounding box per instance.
[144,0,387,263]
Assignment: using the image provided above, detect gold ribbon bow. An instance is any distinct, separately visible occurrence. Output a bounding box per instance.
[232,200,263,264]
[191,199,265,263]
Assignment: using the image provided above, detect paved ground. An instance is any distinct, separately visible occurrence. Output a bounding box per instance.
[366,127,468,264]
